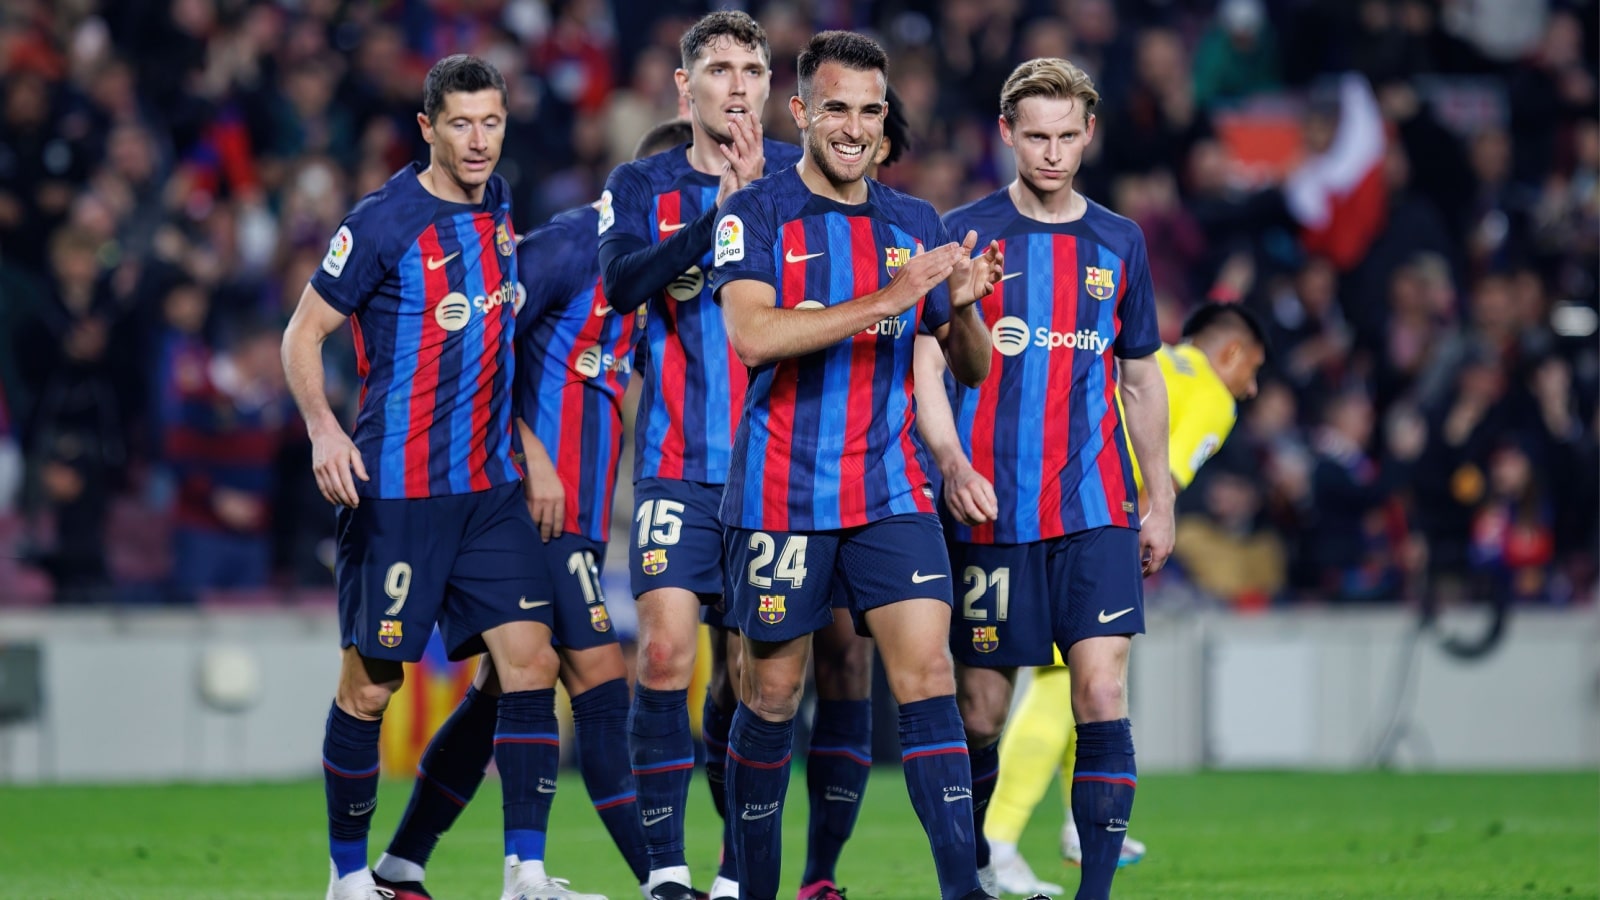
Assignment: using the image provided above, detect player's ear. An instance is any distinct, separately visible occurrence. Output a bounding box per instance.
[998,114,1014,148]
[790,94,807,129]
[674,67,690,100]
[417,111,434,145]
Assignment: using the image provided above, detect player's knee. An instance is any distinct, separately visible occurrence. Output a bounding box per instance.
[495,644,561,693]
[958,694,1007,747]
[886,652,956,705]
[636,634,693,690]
[339,679,399,719]
[1072,671,1126,722]
[744,672,804,722]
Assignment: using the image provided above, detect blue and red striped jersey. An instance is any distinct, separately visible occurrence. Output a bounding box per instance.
[310,164,523,500]
[711,166,953,531]
[514,204,646,542]
[941,189,1160,543]
[599,139,802,484]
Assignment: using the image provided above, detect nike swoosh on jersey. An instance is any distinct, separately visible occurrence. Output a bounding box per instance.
[427,251,461,271]
[593,301,611,317]
[998,271,1023,282]
[910,571,947,584]
[786,249,826,264]
[659,220,686,233]
[1098,607,1135,623]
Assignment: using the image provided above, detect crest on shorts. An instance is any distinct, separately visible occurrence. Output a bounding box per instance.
[1084,266,1115,301]
[378,619,404,648]
[641,549,669,575]
[971,626,999,653]
[758,594,787,625]
[589,605,612,633]
[496,221,514,257]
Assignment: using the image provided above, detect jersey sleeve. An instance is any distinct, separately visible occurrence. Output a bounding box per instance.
[1114,228,1161,359]
[709,187,778,299]
[1168,388,1237,490]
[920,211,954,332]
[514,219,590,335]
[597,161,719,312]
[310,205,389,316]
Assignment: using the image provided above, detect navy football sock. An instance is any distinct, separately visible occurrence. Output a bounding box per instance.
[898,696,981,900]
[802,698,872,885]
[628,686,694,872]
[324,702,383,878]
[495,689,560,868]
[1072,718,1137,900]
[727,703,794,900]
[701,689,739,883]
[968,737,1000,869]
[385,685,497,869]
[573,679,650,883]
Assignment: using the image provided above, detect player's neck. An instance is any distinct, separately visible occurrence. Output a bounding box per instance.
[417,164,485,206]
[686,127,728,177]
[1008,178,1085,223]
[797,154,868,205]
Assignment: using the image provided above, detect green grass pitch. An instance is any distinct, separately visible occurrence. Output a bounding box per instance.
[0,771,1594,898]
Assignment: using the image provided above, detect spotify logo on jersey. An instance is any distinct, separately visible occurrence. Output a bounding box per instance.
[795,300,825,310]
[435,293,473,332]
[667,266,704,301]
[575,346,604,378]
[990,316,1032,356]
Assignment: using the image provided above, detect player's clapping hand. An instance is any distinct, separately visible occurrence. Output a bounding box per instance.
[949,230,1003,310]
[887,242,962,313]
[522,451,565,542]
[1139,506,1175,576]
[311,427,369,508]
[942,464,999,526]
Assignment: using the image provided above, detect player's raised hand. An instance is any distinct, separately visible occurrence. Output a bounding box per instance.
[942,463,999,526]
[887,241,961,313]
[311,428,368,508]
[949,230,1004,310]
[719,112,766,187]
[521,452,565,542]
[1139,505,1175,576]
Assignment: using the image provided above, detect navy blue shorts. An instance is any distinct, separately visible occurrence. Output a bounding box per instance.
[948,525,1144,667]
[629,478,727,603]
[725,513,953,643]
[543,533,619,650]
[335,482,553,663]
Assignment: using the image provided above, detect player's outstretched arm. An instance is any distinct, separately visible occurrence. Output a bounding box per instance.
[913,335,996,525]
[282,284,369,508]
[719,242,964,368]
[1121,354,1175,574]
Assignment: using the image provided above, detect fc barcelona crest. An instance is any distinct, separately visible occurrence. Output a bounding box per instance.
[589,605,613,632]
[971,626,999,653]
[378,619,404,648]
[496,221,514,257]
[1084,266,1115,301]
[885,247,911,269]
[641,549,669,575]
[758,594,787,625]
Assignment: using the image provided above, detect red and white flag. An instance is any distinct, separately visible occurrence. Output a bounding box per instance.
[1284,74,1389,270]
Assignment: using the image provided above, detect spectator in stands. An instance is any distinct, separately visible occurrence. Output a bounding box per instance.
[164,319,288,602]
[1174,470,1287,609]
[1193,0,1280,110]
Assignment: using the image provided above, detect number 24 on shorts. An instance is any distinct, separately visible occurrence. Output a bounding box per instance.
[746,533,808,589]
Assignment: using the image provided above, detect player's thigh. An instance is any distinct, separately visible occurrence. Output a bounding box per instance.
[334,495,457,663]
[1052,525,1146,653]
[948,539,1054,668]
[544,533,622,652]
[442,483,557,664]
[724,525,840,643]
[812,610,873,701]
[629,478,726,599]
[838,514,957,703]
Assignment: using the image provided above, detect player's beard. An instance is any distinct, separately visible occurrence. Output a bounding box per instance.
[806,127,877,188]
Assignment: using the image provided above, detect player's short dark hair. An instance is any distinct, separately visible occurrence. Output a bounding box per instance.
[680,10,770,71]
[1183,301,1271,356]
[634,119,694,160]
[797,31,888,103]
[423,54,507,123]
[880,83,911,169]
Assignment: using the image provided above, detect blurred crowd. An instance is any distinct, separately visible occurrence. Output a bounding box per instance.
[0,0,1594,608]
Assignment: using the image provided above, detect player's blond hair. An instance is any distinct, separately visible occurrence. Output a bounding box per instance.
[1000,58,1099,124]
